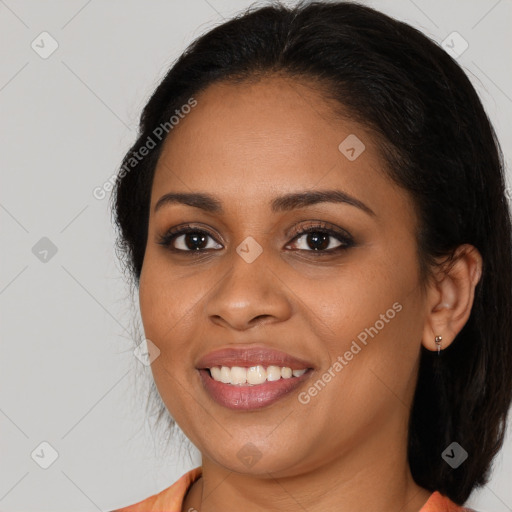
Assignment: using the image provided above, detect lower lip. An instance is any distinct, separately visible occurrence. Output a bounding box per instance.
[198,368,312,410]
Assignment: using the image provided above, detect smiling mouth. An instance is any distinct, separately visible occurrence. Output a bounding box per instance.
[198,366,314,410]
[195,346,315,409]
[206,365,309,385]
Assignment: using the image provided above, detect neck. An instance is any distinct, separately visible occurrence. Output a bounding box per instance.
[182,414,432,512]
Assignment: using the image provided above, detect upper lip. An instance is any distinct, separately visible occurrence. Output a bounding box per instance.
[196,346,314,370]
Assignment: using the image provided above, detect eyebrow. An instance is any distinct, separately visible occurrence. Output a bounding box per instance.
[154,189,375,216]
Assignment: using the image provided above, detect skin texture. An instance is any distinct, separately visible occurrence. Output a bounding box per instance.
[138,75,482,512]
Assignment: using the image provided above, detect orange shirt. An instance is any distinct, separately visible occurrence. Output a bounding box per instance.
[111,466,476,512]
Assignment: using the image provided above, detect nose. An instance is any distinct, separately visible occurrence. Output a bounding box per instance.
[205,248,293,331]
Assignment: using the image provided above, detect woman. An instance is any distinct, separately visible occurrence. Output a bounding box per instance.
[110,1,512,511]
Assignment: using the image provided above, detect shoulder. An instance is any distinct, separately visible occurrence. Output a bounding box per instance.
[110,466,202,512]
[419,491,481,512]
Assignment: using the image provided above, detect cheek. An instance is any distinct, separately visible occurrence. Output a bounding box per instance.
[299,260,405,333]
[138,251,195,356]
[307,249,423,374]
[138,255,204,420]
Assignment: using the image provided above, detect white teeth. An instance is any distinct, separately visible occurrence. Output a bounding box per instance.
[247,365,266,385]
[210,367,222,381]
[208,365,308,385]
[281,367,292,379]
[230,366,247,385]
[220,366,231,384]
[266,365,282,381]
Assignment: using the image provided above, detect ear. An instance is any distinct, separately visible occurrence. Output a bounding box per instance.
[422,244,483,353]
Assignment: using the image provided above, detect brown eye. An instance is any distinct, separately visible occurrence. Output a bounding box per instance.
[290,231,344,251]
[285,223,354,253]
[157,222,354,255]
[158,226,222,252]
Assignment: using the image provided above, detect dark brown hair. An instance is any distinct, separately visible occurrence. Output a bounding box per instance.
[111,1,512,504]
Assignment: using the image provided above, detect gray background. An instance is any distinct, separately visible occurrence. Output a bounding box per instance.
[0,1,511,511]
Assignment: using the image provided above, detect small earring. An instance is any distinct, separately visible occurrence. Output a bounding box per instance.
[435,335,443,355]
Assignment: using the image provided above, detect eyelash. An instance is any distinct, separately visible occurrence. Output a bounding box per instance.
[157,222,354,255]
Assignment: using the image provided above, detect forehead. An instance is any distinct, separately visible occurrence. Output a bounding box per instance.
[150,75,397,217]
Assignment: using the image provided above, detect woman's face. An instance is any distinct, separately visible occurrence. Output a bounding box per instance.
[139,75,429,476]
